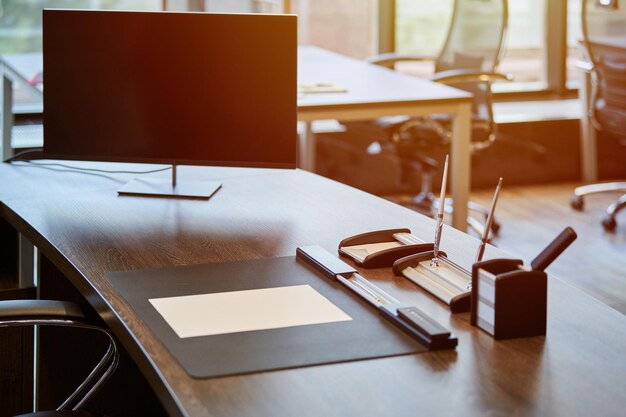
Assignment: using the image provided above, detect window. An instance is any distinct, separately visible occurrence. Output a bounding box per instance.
[1,0,610,106]
[566,0,626,85]
[291,0,378,59]
[394,0,546,90]
[0,0,288,111]
[394,0,452,77]
[0,0,161,54]
[0,0,161,109]
[164,0,282,13]
[500,0,545,87]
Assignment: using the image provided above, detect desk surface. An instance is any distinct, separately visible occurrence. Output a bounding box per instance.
[297,46,471,113]
[1,53,43,94]
[2,48,471,112]
[295,46,472,230]
[1,161,625,417]
[1,47,473,230]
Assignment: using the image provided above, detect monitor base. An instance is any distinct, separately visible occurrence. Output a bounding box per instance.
[118,178,222,199]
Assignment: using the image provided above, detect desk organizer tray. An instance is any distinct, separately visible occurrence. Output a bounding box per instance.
[393,251,472,313]
[106,256,429,379]
[298,245,457,351]
[338,228,433,268]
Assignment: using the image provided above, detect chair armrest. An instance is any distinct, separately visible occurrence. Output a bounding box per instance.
[576,59,593,72]
[0,300,85,321]
[366,52,436,68]
[430,69,513,84]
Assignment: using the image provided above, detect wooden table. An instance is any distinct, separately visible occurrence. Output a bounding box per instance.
[298,47,473,230]
[1,160,625,417]
[0,48,472,230]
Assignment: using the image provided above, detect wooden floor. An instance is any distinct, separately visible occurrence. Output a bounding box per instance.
[471,182,626,315]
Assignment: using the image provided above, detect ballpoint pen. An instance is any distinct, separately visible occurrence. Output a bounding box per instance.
[430,155,449,268]
[475,177,503,264]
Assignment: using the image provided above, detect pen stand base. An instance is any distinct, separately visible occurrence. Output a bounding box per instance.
[338,228,433,268]
[471,258,547,340]
[393,251,471,313]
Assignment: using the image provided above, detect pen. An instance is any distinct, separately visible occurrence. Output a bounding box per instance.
[475,177,503,264]
[431,155,449,268]
[530,227,577,272]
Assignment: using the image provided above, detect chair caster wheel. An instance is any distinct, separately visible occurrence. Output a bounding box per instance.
[602,216,617,232]
[571,195,584,211]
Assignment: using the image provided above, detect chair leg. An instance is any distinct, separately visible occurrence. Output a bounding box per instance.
[601,193,626,232]
[571,182,626,211]
[387,169,436,215]
[396,163,501,236]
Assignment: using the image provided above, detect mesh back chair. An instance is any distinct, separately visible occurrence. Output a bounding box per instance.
[571,0,626,231]
[0,300,119,417]
[343,0,510,236]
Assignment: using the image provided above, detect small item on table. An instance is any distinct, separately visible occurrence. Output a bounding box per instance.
[430,155,449,268]
[338,228,433,268]
[392,155,470,313]
[393,252,471,313]
[393,176,505,313]
[474,177,503,264]
[297,245,457,350]
[297,82,348,94]
[471,227,577,339]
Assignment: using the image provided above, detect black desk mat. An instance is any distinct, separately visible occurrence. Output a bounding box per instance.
[106,256,426,379]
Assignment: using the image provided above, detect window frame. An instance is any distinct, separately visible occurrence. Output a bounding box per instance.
[379,0,577,98]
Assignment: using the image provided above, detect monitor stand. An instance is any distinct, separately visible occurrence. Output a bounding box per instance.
[118,164,221,199]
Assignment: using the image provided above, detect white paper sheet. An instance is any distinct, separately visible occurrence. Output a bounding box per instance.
[149,284,352,339]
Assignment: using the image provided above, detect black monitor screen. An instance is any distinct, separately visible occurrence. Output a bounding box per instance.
[43,10,297,168]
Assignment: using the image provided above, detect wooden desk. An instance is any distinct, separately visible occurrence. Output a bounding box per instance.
[578,36,626,182]
[0,48,472,230]
[1,161,625,417]
[298,47,473,230]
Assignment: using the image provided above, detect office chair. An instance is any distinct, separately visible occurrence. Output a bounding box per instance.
[341,0,511,236]
[570,0,626,232]
[0,300,119,417]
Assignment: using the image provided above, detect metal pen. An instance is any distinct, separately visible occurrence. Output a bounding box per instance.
[475,177,503,264]
[430,155,449,268]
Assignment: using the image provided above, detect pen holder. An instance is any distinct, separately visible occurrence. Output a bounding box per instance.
[338,228,433,268]
[392,251,471,313]
[470,258,547,340]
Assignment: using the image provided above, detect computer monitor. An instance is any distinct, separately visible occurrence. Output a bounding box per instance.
[43,9,296,198]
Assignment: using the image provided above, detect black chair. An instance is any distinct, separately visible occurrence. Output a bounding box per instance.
[571,0,626,231]
[341,0,511,236]
[0,300,119,417]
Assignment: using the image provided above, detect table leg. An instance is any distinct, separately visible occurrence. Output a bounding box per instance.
[298,121,316,172]
[19,234,36,289]
[579,68,598,183]
[450,102,471,232]
[2,69,14,161]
